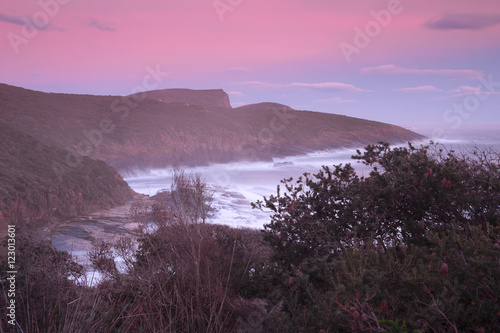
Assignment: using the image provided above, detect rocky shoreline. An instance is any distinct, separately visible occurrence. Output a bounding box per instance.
[44,193,152,272]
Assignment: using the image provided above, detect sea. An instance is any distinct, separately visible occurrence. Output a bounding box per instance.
[124,125,500,230]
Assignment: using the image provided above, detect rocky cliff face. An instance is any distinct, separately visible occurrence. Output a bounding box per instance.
[0,122,135,231]
[132,88,232,109]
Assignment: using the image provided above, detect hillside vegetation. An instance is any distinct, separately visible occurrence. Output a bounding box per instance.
[0,122,134,233]
[0,84,424,171]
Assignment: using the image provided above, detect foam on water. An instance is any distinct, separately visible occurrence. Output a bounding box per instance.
[124,148,376,229]
[125,135,500,229]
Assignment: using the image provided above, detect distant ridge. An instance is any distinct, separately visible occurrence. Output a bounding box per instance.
[0,83,425,171]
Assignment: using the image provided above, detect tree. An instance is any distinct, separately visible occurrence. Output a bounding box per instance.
[170,167,214,225]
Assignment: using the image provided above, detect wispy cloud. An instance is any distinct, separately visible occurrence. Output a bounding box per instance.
[424,13,500,30]
[228,91,243,97]
[290,82,372,92]
[314,96,358,104]
[234,81,283,89]
[393,85,443,93]
[433,85,500,100]
[0,12,58,31]
[87,18,116,32]
[449,86,482,94]
[361,64,483,80]
[235,81,371,92]
[0,13,25,26]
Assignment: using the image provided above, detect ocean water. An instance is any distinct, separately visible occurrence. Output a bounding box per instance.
[125,147,371,229]
[123,127,496,229]
[124,127,500,230]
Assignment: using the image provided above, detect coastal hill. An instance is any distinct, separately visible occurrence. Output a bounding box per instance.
[0,122,134,234]
[0,84,425,171]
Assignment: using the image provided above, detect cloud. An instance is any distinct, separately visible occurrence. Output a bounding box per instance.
[393,85,443,93]
[314,97,358,104]
[434,85,500,100]
[228,91,243,97]
[424,13,500,31]
[448,86,482,94]
[235,81,371,92]
[0,13,25,25]
[87,18,116,32]
[0,12,57,31]
[234,81,283,89]
[361,64,483,80]
[290,82,372,92]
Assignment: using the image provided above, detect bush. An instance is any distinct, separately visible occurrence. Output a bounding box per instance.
[254,142,500,267]
[253,142,500,332]
[86,170,273,332]
[0,234,86,332]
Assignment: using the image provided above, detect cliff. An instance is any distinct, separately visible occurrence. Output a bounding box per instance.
[132,88,232,109]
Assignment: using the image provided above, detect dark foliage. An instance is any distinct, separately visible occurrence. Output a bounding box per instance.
[253,142,500,332]
[255,142,500,267]
[0,235,84,331]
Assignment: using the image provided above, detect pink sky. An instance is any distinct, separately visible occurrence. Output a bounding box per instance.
[1,0,500,130]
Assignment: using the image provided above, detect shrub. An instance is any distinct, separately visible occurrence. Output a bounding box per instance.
[254,142,500,332]
[0,234,86,332]
[87,170,272,332]
[254,142,500,268]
